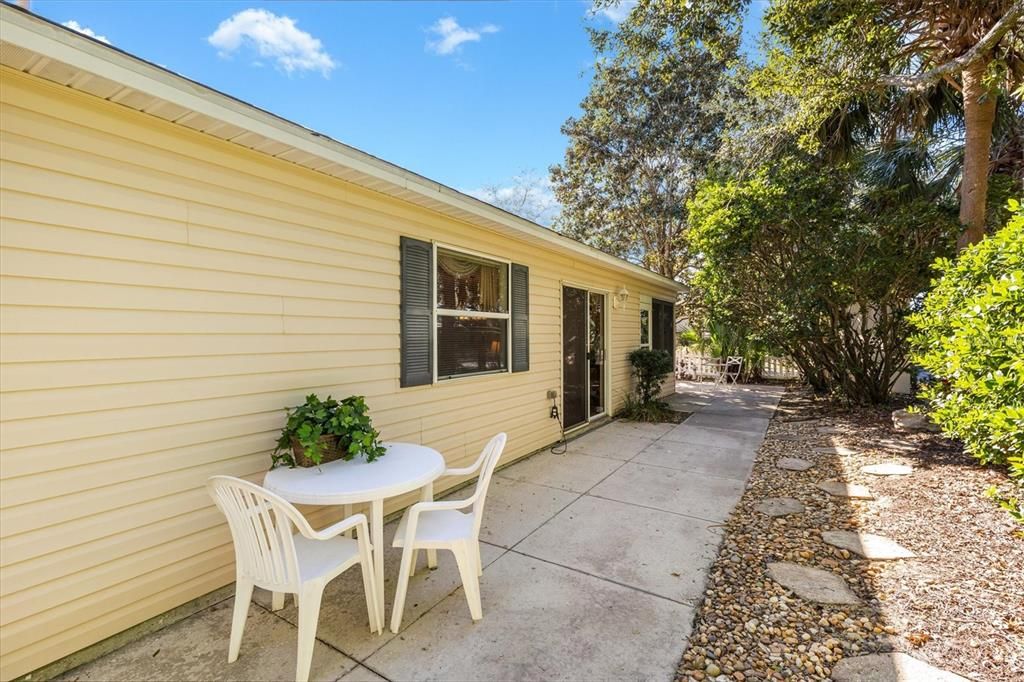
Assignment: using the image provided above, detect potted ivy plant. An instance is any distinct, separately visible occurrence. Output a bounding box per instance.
[272,394,387,468]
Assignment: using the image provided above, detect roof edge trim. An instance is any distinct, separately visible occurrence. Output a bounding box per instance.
[0,4,682,291]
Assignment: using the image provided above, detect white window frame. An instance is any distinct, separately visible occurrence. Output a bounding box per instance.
[432,242,512,382]
[639,296,652,350]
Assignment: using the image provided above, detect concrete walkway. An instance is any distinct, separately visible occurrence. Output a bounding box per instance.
[59,382,782,682]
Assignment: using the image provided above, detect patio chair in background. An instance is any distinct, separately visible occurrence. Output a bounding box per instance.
[207,476,381,682]
[389,432,508,633]
[725,356,744,384]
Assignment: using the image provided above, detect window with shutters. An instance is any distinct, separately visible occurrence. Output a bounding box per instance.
[435,246,510,380]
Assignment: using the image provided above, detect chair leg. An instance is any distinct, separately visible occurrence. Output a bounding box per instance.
[271,591,285,611]
[228,579,254,663]
[295,583,324,682]
[453,543,482,621]
[474,541,483,577]
[390,544,415,633]
[359,552,381,634]
[409,549,419,577]
[419,484,438,570]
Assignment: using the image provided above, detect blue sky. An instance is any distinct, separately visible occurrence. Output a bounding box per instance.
[30,1,767,218]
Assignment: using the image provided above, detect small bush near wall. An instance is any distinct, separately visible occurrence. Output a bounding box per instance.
[911,200,1024,484]
[620,348,675,422]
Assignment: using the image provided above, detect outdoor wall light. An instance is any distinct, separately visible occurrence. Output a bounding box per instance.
[614,286,630,309]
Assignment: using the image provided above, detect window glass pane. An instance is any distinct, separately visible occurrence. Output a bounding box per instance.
[436,248,508,313]
[640,308,650,346]
[437,317,508,379]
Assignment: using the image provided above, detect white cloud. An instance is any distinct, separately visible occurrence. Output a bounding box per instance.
[426,16,499,56]
[62,20,111,44]
[207,8,336,76]
[590,1,639,23]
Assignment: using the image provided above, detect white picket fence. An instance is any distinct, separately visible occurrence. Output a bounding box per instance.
[761,356,802,380]
[675,351,802,382]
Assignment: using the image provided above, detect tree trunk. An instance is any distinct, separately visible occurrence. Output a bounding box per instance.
[958,58,998,249]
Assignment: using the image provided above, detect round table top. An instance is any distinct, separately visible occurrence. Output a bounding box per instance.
[263,442,446,506]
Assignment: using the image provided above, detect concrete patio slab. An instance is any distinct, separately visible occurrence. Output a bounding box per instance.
[495,450,622,493]
[684,412,771,434]
[631,440,755,481]
[596,420,678,439]
[515,495,722,603]
[567,430,657,460]
[252,522,506,661]
[338,665,388,682]
[474,476,579,548]
[659,424,763,452]
[591,462,746,522]
[56,382,781,682]
[56,599,357,682]
[363,552,694,682]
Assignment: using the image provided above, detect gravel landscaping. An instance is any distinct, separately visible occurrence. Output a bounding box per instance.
[675,386,1023,682]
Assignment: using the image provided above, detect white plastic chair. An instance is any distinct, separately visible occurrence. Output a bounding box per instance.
[389,433,507,633]
[725,356,744,384]
[207,476,381,682]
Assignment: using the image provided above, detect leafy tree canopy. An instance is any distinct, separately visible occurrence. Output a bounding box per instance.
[551,0,749,279]
[688,152,959,403]
[756,0,1024,245]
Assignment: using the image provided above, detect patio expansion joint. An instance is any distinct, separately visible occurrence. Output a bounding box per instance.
[621,455,755,483]
[582,491,734,527]
[503,546,701,608]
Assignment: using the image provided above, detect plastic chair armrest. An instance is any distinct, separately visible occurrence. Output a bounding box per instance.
[306,513,368,541]
[443,465,478,477]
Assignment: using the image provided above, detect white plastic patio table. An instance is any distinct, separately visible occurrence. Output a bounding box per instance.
[263,442,446,626]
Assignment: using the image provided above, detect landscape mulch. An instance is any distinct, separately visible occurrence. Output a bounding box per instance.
[676,386,1023,681]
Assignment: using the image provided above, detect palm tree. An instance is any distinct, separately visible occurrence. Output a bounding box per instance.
[872,1,1024,247]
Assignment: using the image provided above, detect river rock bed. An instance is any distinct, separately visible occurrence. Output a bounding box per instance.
[675,386,1023,681]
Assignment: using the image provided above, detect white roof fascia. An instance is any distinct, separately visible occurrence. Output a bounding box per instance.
[0,5,682,292]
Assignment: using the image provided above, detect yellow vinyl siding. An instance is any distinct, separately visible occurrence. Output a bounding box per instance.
[0,67,678,681]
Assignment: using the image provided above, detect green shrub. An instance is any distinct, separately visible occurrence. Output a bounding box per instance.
[619,392,673,423]
[678,328,700,348]
[620,348,674,422]
[910,200,1024,482]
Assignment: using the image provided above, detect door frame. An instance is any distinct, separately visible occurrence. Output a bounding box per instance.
[560,281,611,431]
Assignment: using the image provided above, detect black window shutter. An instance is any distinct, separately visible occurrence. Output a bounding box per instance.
[400,237,433,387]
[511,263,530,372]
[652,299,675,353]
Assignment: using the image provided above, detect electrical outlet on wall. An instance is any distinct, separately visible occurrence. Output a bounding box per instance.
[546,389,558,400]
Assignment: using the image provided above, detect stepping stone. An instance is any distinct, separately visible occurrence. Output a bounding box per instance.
[831,653,968,681]
[817,480,874,500]
[754,497,805,517]
[814,445,858,456]
[821,531,916,560]
[892,409,940,433]
[776,457,814,471]
[861,463,913,476]
[767,562,861,604]
[875,439,917,452]
[816,426,846,434]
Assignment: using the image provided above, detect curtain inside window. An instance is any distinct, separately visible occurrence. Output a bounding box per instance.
[437,251,507,312]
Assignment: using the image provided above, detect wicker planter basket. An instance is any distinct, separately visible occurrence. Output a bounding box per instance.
[290,435,346,468]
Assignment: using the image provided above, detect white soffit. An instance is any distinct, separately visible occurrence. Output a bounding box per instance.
[0,5,681,291]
